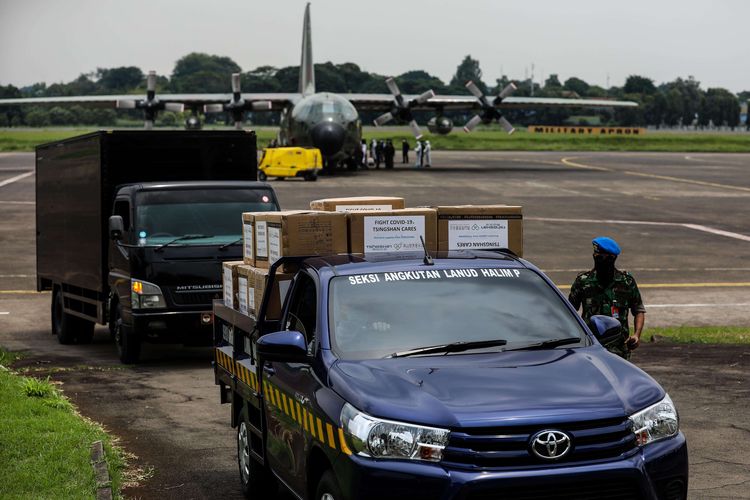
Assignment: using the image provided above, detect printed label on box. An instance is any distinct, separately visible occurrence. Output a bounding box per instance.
[448,219,508,250]
[255,221,268,258]
[223,267,233,308]
[238,277,248,315]
[268,225,282,265]
[248,287,255,314]
[335,204,392,212]
[243,223,254,259]
[363,216,425,253]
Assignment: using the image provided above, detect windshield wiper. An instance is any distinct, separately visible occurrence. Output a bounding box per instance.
[387,339,508,358]
[155,234,213,252]
[218,238,243,251]
[505,337,582,351]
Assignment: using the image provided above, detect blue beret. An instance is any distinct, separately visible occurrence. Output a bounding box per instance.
[592,236,621,256]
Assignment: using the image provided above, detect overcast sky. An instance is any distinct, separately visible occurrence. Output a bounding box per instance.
[1,0,748,93]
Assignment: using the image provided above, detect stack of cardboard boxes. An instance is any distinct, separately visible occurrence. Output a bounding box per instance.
[222,197,524,318]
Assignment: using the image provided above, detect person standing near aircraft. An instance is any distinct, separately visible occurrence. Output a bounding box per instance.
[423,140,432,168]
[360,140,368,169]
[402,139,410,164]
[384,140,395,169]
[414,140,423,168]
[375,140,385,168]
[370,138,377,167]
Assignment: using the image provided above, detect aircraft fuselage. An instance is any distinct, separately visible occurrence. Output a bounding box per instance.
[278,92,362,163]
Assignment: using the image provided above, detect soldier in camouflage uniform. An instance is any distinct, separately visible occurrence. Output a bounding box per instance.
[568,237,646,359]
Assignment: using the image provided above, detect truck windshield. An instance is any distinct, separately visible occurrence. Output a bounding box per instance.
[135,188,276,246]
[329,268,587,360]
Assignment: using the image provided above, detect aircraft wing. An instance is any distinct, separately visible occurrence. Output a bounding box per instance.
[0,93,301,110]
[344,93,638,111]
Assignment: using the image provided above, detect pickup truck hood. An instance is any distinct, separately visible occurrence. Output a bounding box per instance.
[328,347,663,428]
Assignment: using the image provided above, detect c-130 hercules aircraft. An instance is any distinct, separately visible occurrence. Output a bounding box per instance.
[1,3,636,168]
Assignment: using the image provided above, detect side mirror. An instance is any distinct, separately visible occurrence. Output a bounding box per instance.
[257,330,309,363]
[589,315,623,347]
[109,215,124,241]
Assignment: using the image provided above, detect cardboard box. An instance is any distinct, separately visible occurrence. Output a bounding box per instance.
[222,260,245,309]
[347,208,437,254]
[434,205,523,257]
[253,210,348,269]
[236,265,255,316]
[244,266,295,319]
[241,213,256,266]
[310,196,406,212]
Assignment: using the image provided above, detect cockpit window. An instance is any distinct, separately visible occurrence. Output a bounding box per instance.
[292,94,359,122]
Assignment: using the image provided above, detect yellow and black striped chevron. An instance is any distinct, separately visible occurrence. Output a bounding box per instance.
[214,347,352,455]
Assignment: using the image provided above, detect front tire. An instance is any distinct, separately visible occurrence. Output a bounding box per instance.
[258,171,268,181]
[51,289,76,345]
[304,170,318,181]
[113,303,141,364]
[316,470,343,500]
[238,406,275,498]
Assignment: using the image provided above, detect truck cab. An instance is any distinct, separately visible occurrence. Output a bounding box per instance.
[214,252,688,500]
[108,181,279,362]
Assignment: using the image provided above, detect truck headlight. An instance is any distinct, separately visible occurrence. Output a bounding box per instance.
[340,403,450,462]
[131,279,166,309]
[629,394,679,446]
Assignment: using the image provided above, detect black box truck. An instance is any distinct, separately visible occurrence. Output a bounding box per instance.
[36,130,280,363]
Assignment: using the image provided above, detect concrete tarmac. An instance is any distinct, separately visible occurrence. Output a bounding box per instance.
[0,151,748,499]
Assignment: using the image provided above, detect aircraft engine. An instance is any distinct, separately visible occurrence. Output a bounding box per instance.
[204,73,272,129]
[427,116,454,135]
[463,81,517,134]
[116,71,184,129]
[373,77,435,139]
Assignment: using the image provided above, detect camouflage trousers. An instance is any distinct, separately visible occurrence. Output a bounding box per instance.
[605,340,631,360]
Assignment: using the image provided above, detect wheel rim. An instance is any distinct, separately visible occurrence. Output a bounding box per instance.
[321,494,335,500]
[238,422,251,484]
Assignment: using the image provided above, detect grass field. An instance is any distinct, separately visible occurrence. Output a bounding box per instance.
[641,326,750,344]
[0,348,124,499]
[2,127,750,153]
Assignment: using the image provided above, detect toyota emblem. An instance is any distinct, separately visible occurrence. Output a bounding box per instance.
[530,430,572,460]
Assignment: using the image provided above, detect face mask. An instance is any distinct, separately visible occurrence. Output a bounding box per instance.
[593,254,616,284]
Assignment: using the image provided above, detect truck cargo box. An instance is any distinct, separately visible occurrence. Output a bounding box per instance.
[36,130,257,294]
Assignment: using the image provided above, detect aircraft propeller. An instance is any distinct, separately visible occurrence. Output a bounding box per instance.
[116,71,184,129]
[204,73,272,129]
[462,81,517,134]
[373,77,435,139]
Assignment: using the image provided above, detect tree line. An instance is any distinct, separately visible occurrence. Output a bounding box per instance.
[1,53,747,129]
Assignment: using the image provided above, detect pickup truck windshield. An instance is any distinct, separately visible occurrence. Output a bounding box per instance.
[135,188,276,245]
[329,268,587,360]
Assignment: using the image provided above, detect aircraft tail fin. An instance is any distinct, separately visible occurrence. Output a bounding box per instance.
[299,3,315,96]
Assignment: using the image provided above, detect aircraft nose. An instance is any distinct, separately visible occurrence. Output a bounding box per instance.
[310,122,346,157]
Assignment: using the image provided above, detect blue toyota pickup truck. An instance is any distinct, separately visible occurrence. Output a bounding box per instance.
[213,251,688,500]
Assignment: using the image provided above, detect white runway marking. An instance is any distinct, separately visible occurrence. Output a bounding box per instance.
[647,303,750,308]
[0,171,33,188]
[0,312,9,315]
[528,217,750,242]
[0,200,34,205]
[0,274,31,278]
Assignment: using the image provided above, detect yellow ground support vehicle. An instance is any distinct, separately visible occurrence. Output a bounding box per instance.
[258,147,322,181]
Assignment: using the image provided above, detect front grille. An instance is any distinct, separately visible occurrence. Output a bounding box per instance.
[465,477,640,500]
[168,289,219,306]
[443,416,637,470]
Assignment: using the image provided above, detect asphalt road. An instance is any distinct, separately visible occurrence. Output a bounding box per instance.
[1,150,749,499]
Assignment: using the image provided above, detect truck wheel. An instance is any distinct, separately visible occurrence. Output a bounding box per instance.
[315,471,343,500]
[113,303,141,364]
[304,170,318,182]
[258,171,268,181]
[238,406,274,498]
[51,289,76,345]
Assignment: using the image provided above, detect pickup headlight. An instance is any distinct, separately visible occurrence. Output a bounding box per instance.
[131,279,166,309]
[629,394,679,446]
[340,403,450,462]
